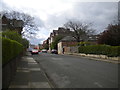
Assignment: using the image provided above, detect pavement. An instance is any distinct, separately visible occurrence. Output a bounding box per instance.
[8,52,51,89]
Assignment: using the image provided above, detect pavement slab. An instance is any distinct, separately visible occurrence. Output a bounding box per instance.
[8,52,51,89]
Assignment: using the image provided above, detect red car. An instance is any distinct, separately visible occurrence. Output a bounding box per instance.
[31,49,39,54]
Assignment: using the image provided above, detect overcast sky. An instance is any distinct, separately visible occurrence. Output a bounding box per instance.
[1,0,118,45]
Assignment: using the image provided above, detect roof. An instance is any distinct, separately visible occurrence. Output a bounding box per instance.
[60,36,76,42]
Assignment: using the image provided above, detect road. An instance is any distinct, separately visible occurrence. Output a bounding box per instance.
[31,53,118,88]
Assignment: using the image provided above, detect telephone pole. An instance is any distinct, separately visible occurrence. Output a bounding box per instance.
[118,1,120,25]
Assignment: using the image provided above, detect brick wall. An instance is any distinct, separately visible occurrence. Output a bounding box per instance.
[64,46,79,53]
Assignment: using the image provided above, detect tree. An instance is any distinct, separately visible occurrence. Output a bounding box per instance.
[43,44,49,50]
[42,39,49,50]
[98,24,120,46]
[2,11,38,37]
[64,20,95,42]
[50,35,64,49]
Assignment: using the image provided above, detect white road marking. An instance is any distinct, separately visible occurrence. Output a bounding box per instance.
[17,69,29,72]
[94,82,103,88]
[27,57,36,62]
[29,68,41,71]
[28,82,51,88]
[9,85,28,88]
[28,62,37,64]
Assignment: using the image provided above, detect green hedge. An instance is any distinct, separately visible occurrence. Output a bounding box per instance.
[2,37,23,65]
[2,30,23,44]
[2,31,29,49]
[78,45,120,57]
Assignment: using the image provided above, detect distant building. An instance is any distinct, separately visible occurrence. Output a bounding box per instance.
[38,44,43,50]
[42,39,49,50]
[48,27,72,51]
[29,44,36,49]
[87,35,99,44]
[29,44,39,50]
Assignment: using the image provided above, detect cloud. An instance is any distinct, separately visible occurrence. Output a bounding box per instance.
[33,16,45,27]
[29,38,44,45]
[68,2,117,32]
[1,0,118,44]
[44,2,117,34]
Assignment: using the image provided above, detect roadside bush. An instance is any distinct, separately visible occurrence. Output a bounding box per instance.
[21,38,29,49]
[2,37,23,65]
[2,30,22,44]
[79,45,120,57]
[2,30,29,49]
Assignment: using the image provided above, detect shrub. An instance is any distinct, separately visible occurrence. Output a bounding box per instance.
[21,38,29,49]
[98,24,120,46]
[2,30,22,44]
[2,37,23,65]
[79,45,120,57]
[2,30,29,49]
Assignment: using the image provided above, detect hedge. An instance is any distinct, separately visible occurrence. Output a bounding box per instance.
[2,31,29,49]
[2,37,23,65]
[2,30,23,44]
[78,45,120,57]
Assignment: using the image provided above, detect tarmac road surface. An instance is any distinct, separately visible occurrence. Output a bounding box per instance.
[32,53,118,88]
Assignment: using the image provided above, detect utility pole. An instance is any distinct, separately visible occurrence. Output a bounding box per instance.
[118,1,120,25]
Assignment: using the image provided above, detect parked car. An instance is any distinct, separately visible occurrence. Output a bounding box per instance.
[28,48,33,52]
[51,49,58,54]
[41,49,47,53]
[31,49,39,54]
[38,50,41,52]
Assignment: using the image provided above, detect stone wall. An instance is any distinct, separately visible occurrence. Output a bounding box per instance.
[65,52,120,61]
[2,54,22,89]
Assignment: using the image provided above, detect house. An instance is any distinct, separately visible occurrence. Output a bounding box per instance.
[57,34,100,54]
[48,27,72,51]
[1,15,24,35]
[43,26,99,53]
[87,35,100,45]
[58,36,78,54]
[42,39,49,50]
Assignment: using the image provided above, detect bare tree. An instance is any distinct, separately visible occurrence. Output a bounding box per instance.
[2,11,38,37]
[64,20,95,42]
[98,24,120,46]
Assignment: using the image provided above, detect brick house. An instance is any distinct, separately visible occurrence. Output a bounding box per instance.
[58,36,78,54]
[48,27,72,51]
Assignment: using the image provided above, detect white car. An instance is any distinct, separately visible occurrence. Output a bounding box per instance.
[51,49,58,54]
[41,49,47,53]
